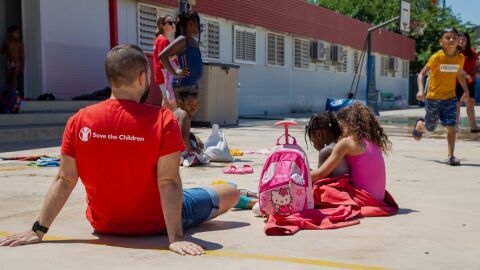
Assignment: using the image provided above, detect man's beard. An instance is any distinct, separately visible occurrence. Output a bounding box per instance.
[139,83,150,104]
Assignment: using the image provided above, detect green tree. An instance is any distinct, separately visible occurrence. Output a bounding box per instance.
[316,0,477,74]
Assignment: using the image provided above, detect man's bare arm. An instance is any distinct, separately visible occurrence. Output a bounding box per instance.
[0,155,79,246]
[156,151,204,255]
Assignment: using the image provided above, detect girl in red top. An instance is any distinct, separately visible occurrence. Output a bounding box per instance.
[153,15,177,111]
[455,32,479,133]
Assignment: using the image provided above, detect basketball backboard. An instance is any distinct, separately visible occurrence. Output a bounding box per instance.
[400,0,411,32]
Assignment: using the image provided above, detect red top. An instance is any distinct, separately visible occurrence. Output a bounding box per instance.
[460,48,479,84]
[153,35,170,85]
[61,99,184,235]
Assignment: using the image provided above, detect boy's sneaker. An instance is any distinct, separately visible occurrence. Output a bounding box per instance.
[447,156,461,166]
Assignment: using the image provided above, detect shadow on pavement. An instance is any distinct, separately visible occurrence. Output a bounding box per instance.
[397,208,419,215]
[0,139,61,153]
[42,221,249,251]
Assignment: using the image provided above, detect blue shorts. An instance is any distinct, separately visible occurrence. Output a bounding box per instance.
[181,187,219,230]
[424,98,457,131]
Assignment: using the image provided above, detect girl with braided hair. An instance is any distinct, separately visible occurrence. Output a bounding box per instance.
[311,103,392,201]
[305,111,350,177]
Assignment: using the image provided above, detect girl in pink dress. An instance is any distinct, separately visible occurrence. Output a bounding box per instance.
[311,103,392,201]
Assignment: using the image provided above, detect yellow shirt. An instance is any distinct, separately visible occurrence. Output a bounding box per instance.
[426,50,464,100]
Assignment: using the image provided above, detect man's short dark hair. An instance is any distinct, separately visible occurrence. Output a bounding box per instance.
[105,44,149,87]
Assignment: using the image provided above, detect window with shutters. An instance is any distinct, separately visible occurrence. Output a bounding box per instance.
[233,25,256,64]
[380,56,389,77]
[266,32,285,67]
[294,38,310,69]
[137,3,175,52]
[199,18,220,60]
[402,60,409,79]
[138,4,157,52]
[335,46,347,73]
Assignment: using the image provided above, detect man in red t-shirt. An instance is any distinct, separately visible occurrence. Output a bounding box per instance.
[0,45,239,256]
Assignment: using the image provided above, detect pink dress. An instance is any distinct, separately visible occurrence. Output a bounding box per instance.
[345,139,386,201]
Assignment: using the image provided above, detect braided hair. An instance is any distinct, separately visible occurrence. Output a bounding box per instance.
[305,111,341,147]
[175,10,201,43]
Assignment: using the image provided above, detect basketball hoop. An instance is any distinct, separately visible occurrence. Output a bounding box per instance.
[411,21,428,36]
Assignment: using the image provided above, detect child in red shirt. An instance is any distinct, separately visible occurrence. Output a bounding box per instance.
[153,15,177,110]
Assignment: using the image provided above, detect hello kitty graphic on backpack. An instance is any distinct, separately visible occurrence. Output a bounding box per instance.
[258,121,314,216]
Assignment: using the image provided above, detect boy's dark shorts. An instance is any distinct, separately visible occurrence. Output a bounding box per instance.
[424,97,457,131]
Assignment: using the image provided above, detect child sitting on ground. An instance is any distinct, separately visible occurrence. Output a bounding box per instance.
[174,90,208,166]
[305,111,350,177]
[311,103,392,201]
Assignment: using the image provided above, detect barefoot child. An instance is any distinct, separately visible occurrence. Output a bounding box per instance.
[1,25,24,90]
[305,111,350,177]
[414,28,470,166]
[311,103,392,201]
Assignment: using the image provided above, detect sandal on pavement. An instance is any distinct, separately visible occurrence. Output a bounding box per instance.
[223,165,244,174]
[242,164,254,174]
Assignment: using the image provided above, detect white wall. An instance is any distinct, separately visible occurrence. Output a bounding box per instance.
[117,0,138,45]
[210,18,379,116]
[22,0,43,98]
[113,2,409,115]
[374,54,409,102]
[39,0,110,100]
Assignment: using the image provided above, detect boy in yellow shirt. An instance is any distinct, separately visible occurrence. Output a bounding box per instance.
[414,28,470,166]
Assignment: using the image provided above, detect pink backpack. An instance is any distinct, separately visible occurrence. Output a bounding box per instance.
[258,121,314,216]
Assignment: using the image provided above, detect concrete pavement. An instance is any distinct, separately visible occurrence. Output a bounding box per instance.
[0,108,479,270]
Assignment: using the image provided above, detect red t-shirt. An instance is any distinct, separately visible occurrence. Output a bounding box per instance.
[460,48,479,84]
[61,99,185,235]
[153,35,170,85]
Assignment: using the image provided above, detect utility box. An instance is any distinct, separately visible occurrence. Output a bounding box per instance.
[192,62,240,127]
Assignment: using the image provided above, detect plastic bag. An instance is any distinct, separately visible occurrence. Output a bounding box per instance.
[204,124,235,162]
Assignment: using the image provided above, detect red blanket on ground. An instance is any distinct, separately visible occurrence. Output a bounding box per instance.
[264,175,398,236]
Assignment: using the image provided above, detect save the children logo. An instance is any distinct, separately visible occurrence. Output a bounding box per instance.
[79,127,92,142]
[78,127,145,143]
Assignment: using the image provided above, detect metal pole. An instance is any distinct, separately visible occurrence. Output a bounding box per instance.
[365,16,400,114]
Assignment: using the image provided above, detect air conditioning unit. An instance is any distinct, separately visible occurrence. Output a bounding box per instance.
[310,41,318,60]
[317,42,328,61]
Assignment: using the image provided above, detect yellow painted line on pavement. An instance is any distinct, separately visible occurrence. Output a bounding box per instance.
[0,166,29,172]
[0,232,389,270]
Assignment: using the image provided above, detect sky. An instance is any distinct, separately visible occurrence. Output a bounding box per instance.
[447,0,480,26]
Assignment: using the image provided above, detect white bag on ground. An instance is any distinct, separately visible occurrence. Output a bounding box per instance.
[204,124,235,162]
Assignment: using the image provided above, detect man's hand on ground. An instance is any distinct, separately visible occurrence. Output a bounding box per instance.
[169,240,205,256]
[0,230,42,247]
